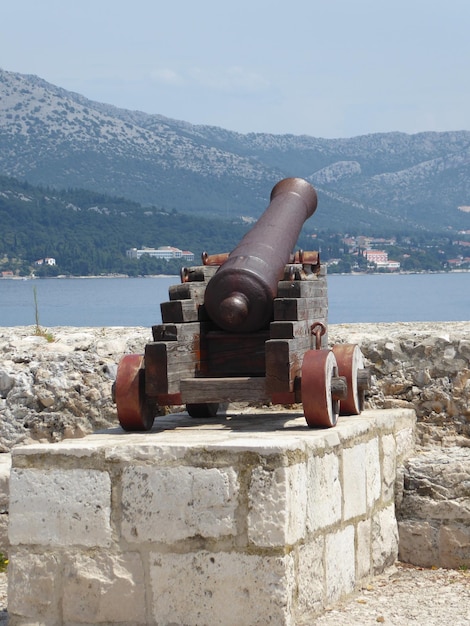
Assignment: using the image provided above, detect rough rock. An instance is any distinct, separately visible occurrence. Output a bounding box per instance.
[330,321,470,447]
[397,446,470,568]
[0,322,469,451]
[0,326,152,451]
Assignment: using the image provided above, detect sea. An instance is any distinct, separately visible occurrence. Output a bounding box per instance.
[0,272,469,328]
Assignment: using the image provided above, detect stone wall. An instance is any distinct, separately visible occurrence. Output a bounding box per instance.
[1,322,468,451]
[7,408,415,625]
[330,321,470,447]
[1,322,469,569]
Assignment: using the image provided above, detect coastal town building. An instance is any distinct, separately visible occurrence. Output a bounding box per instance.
[126,246,194,262]
[362,249,400,271]
[34,257,56,266]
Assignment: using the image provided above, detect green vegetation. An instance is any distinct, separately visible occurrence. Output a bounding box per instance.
[33,285,54,342]
[0,175,251,277]
[0,175,468,277]
[0,553,7,573]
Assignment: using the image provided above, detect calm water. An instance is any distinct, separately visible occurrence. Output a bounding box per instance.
[0,272,469,327]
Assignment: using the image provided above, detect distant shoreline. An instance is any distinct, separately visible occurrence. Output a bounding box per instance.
[1,269,469,281]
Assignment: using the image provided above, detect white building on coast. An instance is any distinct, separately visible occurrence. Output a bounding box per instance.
[126,246,194,262]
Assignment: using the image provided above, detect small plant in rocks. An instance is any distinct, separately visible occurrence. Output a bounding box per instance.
[33,285,54,342]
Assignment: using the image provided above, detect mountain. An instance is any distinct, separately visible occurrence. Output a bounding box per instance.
[1,68,470,233]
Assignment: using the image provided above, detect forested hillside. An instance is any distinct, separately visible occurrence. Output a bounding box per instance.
[2,175,468,277]
[0,176,253,276]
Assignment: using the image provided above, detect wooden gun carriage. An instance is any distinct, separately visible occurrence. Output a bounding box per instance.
[114,178,369,431]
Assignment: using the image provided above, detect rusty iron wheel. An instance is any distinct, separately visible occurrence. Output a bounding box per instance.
[301,349,340,428]
[115,354,156,431]
[332,344,364,415]
[186,403,219,418]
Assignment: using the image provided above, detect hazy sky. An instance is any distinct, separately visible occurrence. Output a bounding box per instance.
[1,0,469,138]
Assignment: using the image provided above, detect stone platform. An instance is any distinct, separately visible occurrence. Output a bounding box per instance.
[7,407,415,626]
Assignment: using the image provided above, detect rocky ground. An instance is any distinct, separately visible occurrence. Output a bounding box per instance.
[313,562,470,625]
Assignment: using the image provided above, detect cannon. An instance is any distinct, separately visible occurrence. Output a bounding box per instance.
[113,177,370,431]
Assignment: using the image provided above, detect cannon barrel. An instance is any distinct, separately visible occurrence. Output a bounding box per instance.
[204,177,318,333]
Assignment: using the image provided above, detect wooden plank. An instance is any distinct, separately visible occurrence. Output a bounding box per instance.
[152,322,202,342]
[269,318,328,347]
[160,299,199,323]
[277,279,327,299]
[180,377,268,404]
[145,339,200,396]
[181,265,218,282]
[273,297,328,322]
[265,336,311,393]
[204,331,269,376]
[270,320,311,339]
[169,282,207,304]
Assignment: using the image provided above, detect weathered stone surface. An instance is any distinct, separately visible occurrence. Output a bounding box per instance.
[325,525,356,603]
[356,518,372,580]
[149,550,294,626]
[121,465,239,543]
[296,538,324,617]
[342,443,367,520]
[0,326,152,451]
[372,504,399,572]
[0,322,468,451]
[331,321,470,446]
[9,467,112,547]
[397,447,470,568]
[7,551,61,622]
[248,463,308,546]
[0,455,10,555]
[62,551,146,624]
[1,320,469,582]
[306,452,342,531]
[6,409,414,625]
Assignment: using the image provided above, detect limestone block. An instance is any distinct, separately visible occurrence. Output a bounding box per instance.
[395,426,415,462]
[372,505,399,572]
[248,463,307,547]
[398,447,470,567]
[149,550,295,626]
[306,452,342,531]
[296,538,324,618]
[0,454,11,511]
[0,514,8,556]
[401,449,470,522]
[365,438,381,508]
[405,493,470,521]
[62,551,146,624]
[356,518,372,580]
[121,465,239,543]
[398,519,439,567]
[7,551,61,623]
[325,525,356,603]
[342,444,367,520]
[381,434,397,501]
[439,523,470,568]
[9,468,111,547]
[0,454,10,552]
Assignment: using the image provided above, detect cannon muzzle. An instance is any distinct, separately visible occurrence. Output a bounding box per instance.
[204,177,318,332]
